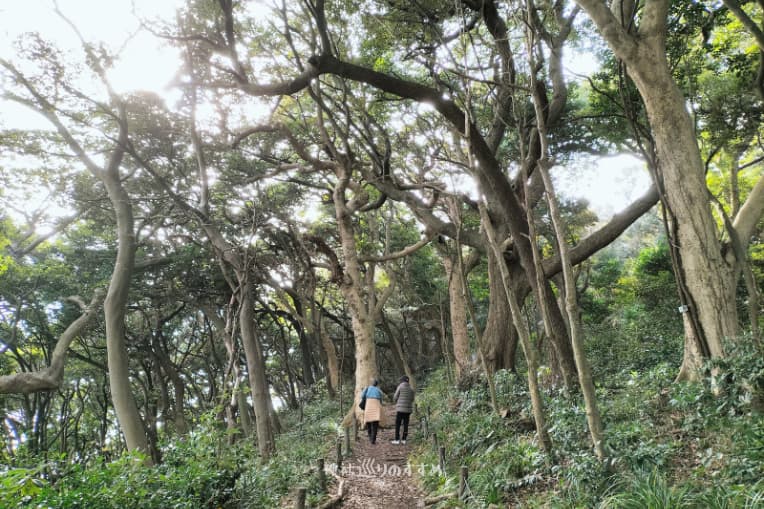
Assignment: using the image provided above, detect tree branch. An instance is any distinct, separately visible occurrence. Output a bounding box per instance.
[0,289,106,394]
[359,229,437,263]
[732,170,764,244]
[572,0,639,61]
[720,0,764,52]
[543,183,659,276]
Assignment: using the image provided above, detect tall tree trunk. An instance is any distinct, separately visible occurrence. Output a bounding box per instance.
[101,168,150,459]
[0,56,153,459]
[338,237,378,424]
[540,282,579,387]
[483,250,516,372]
[521,174,578,389]
[317,321,340,396]
[268,394,283,434]
[237,388,253,437]
[441,250,472,379]
[631,47,735,379]
[382,316,416,389]
[205,305,244,437]
[332,172,380,427]
[274,318,299,409]
[170,372,188,436]
[573,0,740,381]
[238,278,275,459]
[308,297,339,396]
[525,10,605,457]
[452,222,500,415]
[150,328,189,436]
[538,160,606,460]
[479,204,552,454]
[294,301,315,385]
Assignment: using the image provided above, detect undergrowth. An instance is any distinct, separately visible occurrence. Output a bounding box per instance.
[411,338,764,508]
[0,385,344,509]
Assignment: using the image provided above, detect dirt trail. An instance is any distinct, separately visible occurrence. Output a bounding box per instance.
[338,407,425,508]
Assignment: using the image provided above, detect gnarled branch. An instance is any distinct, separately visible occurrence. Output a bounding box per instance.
[0,289,105,394]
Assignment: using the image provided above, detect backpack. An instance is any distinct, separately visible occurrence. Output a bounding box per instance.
[359,387,367,410]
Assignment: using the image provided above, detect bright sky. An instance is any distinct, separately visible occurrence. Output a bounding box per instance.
[0,0,184,129]
[0,1,651,224]
[557,154,651,219]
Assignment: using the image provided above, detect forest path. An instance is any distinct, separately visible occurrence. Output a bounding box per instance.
[337,407,425,508]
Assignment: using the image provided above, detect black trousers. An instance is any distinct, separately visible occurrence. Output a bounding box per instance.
[366,421,379,443]
[395,412,411,441]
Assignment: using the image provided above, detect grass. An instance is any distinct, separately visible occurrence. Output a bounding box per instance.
[409,356,764,508]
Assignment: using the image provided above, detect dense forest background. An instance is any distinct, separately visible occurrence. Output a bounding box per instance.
[1,0,763,507]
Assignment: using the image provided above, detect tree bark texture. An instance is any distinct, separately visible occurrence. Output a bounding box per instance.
[101,168,151,459]
[335,201,379,426]
[479,203,552,454]
[483,249,517,372]
[238,278,275,458]
[573,0,746,379]
[441,252,472,379]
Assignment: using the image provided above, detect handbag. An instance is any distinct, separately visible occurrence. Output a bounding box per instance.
[359,388,367,410]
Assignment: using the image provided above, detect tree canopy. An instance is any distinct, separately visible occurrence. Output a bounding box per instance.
[0,0,762,506]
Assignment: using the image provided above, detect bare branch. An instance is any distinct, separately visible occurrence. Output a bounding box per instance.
[359,229,437,263]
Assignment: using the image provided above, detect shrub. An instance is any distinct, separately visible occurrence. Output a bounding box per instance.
[4,390,344,509]
[599,470,693,509]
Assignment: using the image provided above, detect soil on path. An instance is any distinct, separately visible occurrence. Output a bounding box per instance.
[338,407,425,509]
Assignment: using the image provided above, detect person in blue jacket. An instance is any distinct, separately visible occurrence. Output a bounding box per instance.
[360,379,383,444]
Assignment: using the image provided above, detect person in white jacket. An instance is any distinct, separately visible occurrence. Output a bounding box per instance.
[391,376,414,444]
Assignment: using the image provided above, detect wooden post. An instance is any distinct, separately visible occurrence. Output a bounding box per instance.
[317,458,326,493]
[438,445,446,475]
[336,440,342,473]
[344,427,351,455]
[432,431,438,451]
[459,466,468,500]
[421,416,428,438]
[296,487,306,509]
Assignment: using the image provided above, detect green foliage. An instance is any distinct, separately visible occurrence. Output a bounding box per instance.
[600,471,764,509]
[580,254,623,324]
[233,393,341,508]
[0,224,13,277]
[0,466,48,508]
[664,339,764,486]
[416,356,763,508]
[2,390,343,509]
[628,242,675,307]
[693,481,764,509]
[584,238,684,376]
[412,368,548,506]
[22,414,248,508]
[600,470,693,509]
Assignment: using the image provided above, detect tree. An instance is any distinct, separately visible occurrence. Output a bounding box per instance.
[1,39,151,457]
[123,100,278,458]
[0,290,104,394]
[574,0,764,380]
